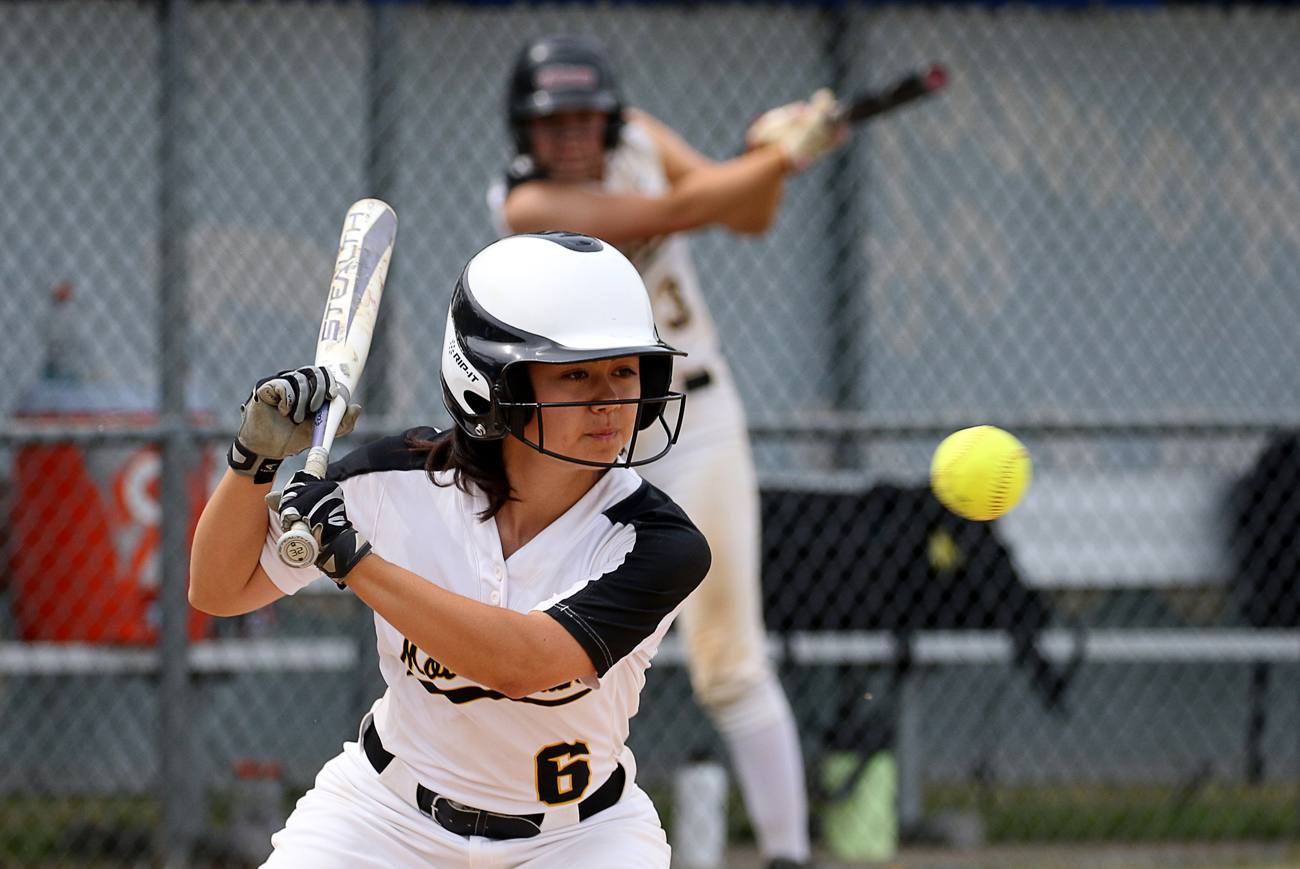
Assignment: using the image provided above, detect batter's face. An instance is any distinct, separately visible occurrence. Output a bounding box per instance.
[524,356,641,466]
[527,110,608,183]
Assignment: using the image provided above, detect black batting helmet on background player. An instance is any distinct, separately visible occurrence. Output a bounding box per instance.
[440,231,685,468]
[507,34,625,156]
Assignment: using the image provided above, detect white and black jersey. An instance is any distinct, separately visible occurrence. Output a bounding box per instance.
[259,428,710,817]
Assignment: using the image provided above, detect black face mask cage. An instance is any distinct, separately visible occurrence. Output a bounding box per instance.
[497,391,686,469]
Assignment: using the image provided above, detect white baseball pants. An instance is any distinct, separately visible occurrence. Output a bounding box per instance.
[260,740,670,869]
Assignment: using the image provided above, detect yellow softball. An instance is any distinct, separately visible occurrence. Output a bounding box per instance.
[930,425,1032,521]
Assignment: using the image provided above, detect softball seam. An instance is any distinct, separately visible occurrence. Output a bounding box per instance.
[989,447,1026,521]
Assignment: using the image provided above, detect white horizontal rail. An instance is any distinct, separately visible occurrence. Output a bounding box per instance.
[656,628,1300,666]
[2,630,1298,675]
[0,638,357,676]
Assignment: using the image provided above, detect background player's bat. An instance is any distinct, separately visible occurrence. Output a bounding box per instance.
[834,63,948,124]
[275,198,397,567]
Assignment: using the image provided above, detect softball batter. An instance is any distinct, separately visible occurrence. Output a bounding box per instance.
[488,35,848,869]
[191,232,709,868]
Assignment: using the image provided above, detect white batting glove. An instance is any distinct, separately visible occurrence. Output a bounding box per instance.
[745,100,807,150]
[227,366,361,485]
[774,88,850,173]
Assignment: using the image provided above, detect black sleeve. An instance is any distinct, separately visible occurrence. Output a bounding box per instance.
[326,426,439,482]
[547,481,712,677]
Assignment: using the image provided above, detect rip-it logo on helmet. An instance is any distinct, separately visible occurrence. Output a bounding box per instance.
[439,231,686,468]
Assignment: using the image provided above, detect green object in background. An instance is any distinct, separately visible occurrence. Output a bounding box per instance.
[821,750,898,861]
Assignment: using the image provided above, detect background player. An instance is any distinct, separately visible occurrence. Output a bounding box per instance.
[488,35,849,869]
[190,233,710,869]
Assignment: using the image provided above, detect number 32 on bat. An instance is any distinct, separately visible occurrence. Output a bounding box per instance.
[535,741,592,805]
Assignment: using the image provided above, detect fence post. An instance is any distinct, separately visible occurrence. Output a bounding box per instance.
[157,0,198,864]
[360,1,401,418]
[894,668,924,836]
[350,0,403,728]
[821,5,867,469]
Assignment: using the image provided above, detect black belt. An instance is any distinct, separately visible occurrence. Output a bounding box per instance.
[363,719,625,840]
[683,370,712,392]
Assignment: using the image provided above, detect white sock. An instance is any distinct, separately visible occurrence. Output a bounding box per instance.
[711,680,810,863]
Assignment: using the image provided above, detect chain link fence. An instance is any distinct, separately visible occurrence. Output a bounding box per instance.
[2,1,1300,865]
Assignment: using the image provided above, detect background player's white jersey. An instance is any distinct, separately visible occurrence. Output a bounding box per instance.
[601,122,726,391]
[259,429,710,818]
[487,119,770,715]
[488,119,727,394]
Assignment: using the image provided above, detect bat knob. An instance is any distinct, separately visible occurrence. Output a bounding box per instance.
[277,524,319,567]
[923,64,948,92]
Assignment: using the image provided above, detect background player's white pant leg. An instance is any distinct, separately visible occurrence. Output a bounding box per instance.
[714,677,810,864]
[639,374,810,863]
[641,375,769,705]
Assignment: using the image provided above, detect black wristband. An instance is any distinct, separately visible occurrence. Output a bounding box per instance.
[227,438,283,485]
[320,535,372,588]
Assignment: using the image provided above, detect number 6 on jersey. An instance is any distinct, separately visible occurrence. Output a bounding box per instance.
[277,198,398,567]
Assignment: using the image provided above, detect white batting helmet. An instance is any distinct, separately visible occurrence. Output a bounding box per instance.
[440,231,685,467]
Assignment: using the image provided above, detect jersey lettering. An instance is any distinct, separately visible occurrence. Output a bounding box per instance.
[401,638,458,680]
[400,638,592,706]
[416,680,592,706]
[535,742,592,805]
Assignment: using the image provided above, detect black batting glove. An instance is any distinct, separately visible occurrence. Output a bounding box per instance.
[277,470,372,586]
[227,366,359,485]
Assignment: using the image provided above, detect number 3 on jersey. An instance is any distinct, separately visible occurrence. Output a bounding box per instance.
[653,275,692,330]
[536,741,592,805]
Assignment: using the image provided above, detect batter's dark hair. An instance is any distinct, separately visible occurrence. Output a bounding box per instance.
[406,427,515,521]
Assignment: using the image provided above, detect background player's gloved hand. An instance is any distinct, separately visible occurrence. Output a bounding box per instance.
[276,470,372,584]
[773,88,850,173]
[227,366,361,484]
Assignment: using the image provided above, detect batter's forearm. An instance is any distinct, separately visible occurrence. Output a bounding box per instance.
[346,555,594,698]
[189,468,276,614]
